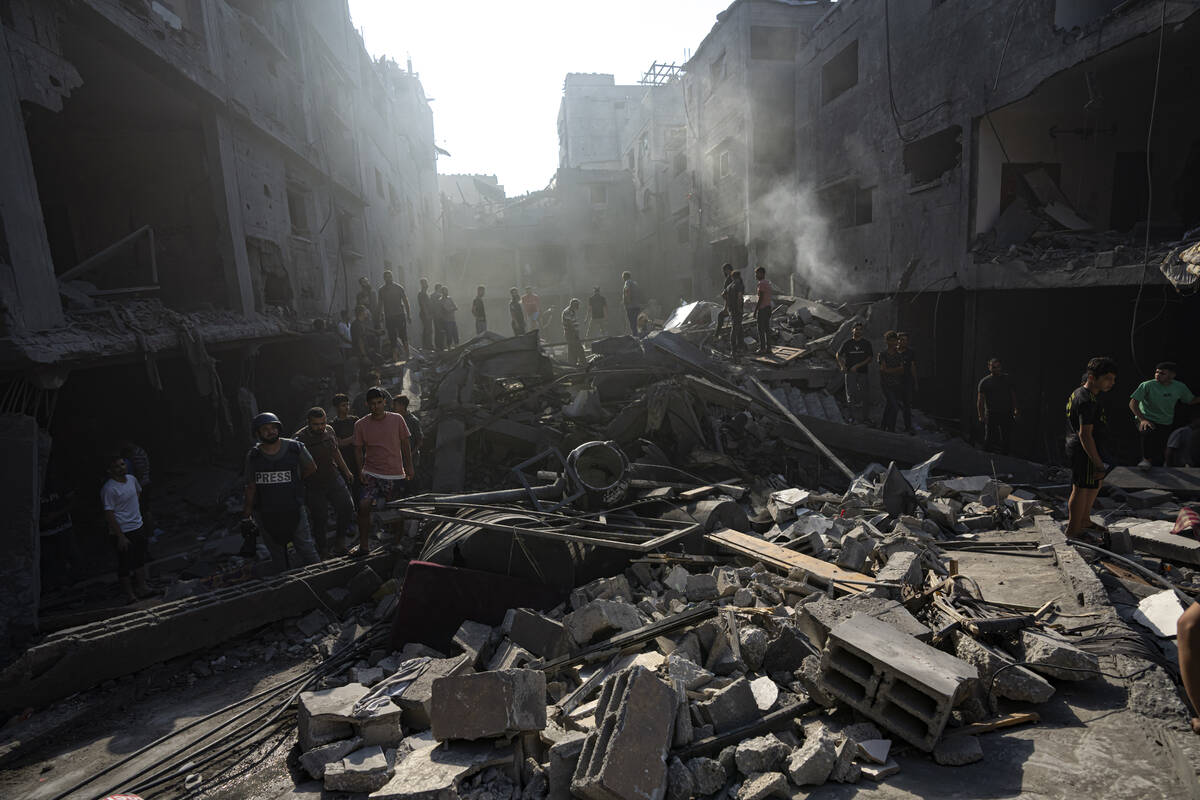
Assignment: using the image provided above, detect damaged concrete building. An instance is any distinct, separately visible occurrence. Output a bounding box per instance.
[0,0,440,649]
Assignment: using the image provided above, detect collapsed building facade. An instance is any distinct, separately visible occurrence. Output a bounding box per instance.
[0,0,440,649]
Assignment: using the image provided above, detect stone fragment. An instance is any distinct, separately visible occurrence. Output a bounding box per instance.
[953,633,1053,704]
[860,758,901,781]
[563,599,643,647]
[697,677,758,733]
[394,655,474,731]
[749,676,779,712]
[797,654,835,708]
[548,730,587,800]
[452,620,494,669]
[668,652,714,690]
[714,567,741,597]
[736,771,789,800]
[324,745,391,793]
[836,531,872,572]
[297,609,331,638]
[298,683,368,751]
[856,739,891,765]
[487,639,536,671]
[841,722,882,744]
[570,575,634,609]
[738,626,768,672]
[734,733,790,774]
[350,666,385,687]
[356,700,405,747]
[430,669,546,741]
[761,626,810,675]
[933,734,983,766]
[348,565,384,603]
[370,732,511,799]
[1017,630,1100,681]
[830,739,861,783]
[787,725,837,785]
[663,565,691,593]
[686,573,720,602]
[687,756,727,795]
[666,756,694,800]
[509,608,571,659]
[300,736,363,779]
[797,594,931,648]
[732,587,756,607]
[874,551,922,588]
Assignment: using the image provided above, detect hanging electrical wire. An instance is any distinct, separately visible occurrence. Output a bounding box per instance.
[883,0,953,144]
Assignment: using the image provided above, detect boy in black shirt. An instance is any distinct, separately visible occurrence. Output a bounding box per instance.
[877,331,905,432]
[977,357,1018,454]
[1065,356,1117,539]
[836,322,873,424]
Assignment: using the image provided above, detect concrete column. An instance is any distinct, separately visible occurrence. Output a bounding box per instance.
[202,112,255,314]
[0,414,42,652]
[0,29,63,331]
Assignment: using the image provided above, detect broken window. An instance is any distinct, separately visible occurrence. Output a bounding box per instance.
[590,185,608,206]
[287,186,310,235]
[710,52,727,87]
[818,179,873,228]
[821,40,858,105]
[750,26,797,61]
[902,125,962,185]
[338,211,364,256]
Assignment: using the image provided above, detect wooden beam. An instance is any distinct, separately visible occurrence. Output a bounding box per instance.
[705,528,874,594]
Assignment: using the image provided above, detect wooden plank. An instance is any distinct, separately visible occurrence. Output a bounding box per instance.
[947,712,1039,737]
[706,528,873,594]
[752,346,807,366]
[1104,466,1200,495]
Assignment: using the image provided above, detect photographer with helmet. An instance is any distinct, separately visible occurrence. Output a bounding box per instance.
[240,412,320,573]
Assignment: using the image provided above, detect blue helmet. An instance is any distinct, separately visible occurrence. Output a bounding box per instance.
[252,411,282,440]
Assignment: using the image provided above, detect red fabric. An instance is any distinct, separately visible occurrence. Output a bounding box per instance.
[1172,506,1200,539]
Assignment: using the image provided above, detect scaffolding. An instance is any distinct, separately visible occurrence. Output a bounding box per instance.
[639,61,683,86]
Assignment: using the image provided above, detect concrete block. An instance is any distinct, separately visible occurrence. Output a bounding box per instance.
[874,551,922,588]
[666,756,694,800]
[350,666,385,687]
[570,574,634,609]
[698,677,758,734]
[370,732,512,799]
[564,599,643,647]
[787,725,837,786]
[820,615,976,751]
[1126,521,1200,566]
[734,733,790,774]
[750,676,779,712]
[732,587,756,607]
[687,756,727,795]
[487,639,536,671]
[667,652,713,690]
[451,620,493,670]
[830,739,861,783]
[356,700,405,747]
[736,772,789,800]
[761,626,810,675]
[663,565,691,593]
[509,608,570,659]
[738,626,769,672]
[836,531,873,572]
[933,734,983,766]
[1016,630,1100,681]
[548,731,587,800]
[395,656,474,731]
[572,666,676,800]
[953,633,1054,704]
[685,573,719,602]
[300,736,363,779]
[798,595,932,649]
[714,567,741,597]
[1126,489,1174,509]
[323,745,391,793]
[298,683,368,751]
[430,669,546,741]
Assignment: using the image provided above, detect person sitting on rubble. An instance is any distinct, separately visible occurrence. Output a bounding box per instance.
[1130,361,1199,469]
[877,331,905,433]
[585,286,608,339]
[352,388,415,558]
[754,266,772,355]
[102,454,153,604]
[563,298,585,365]
[1065,357,1117,540]
[509,287,526,336]
[294,407,355,559]
[977,357,1018,455]
[241,412,320,573]
[1167,414,1200,467]
[836,322,873,425]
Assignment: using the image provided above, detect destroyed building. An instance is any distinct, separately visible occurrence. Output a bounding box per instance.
[0,0,440,647]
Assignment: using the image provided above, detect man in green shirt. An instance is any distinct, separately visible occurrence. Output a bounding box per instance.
[1129,361,1199,468]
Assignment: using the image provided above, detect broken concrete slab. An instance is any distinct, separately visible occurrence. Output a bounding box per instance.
[300,736,363,779]
[548,730,587,800]
[953,632,1054,704]
[697,676,758,733]
[394,655,474,731]
[685,573,719,602]
[1132,590,1187,638]
[787,723,837,785]
[451,620,494,669]
[830,738,861,783]
[508,608,571,659]
[324,745,391,793]
[860,758,900,781]
[563,598,644,646]
[369,732,511,800]
[1016,630,1100,681]
[736,771,789,800]
[796,594,932,648]
[430,668,546,741]
[933,734,983,766]
[734,733,790,774]
[572,666,676,800]
[298,683,368,751]
[1124,521,1200,566]
[687,756,727,795]
[570,575,634,609]
[668,652,714,690]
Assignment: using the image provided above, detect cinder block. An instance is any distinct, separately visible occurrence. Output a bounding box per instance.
[572,666,677,800]
[820,614,976,751]
[798,595,931,649]
[430,668,547,741]
[509,608,571,659]
[874,551,922,588]
[548,731,587,800]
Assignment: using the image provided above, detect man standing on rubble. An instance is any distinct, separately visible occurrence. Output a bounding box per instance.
[393,395,423,477]
[585,286,608,339]
[331,393,359,494]
[977,357,1018,454]
[898,332,917,434]
[728,269,746,355]
[417,278,433,351]
[621,271,641,336]
[877,331,905,432]
[355,277,378,325]
[472,285,487,335]
[754,266,772,355]
[103,453,152,603]
[1065,357,1117,540]
[440,286,460,347]
[563,298,585,366]
[353,387,414,558]
[715,263,734,342]
[521,286,541,331]
[836,322,873,424]
[431,283,447,351]
[1130,362,1199,468]
[241,412,320,573]
[295,407,355,558]
[509,287,526,336]
[377,269,411,361]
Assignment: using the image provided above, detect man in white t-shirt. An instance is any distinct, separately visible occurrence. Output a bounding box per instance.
[101,453,152,603]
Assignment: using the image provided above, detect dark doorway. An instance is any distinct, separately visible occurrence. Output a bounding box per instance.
[1110,151,1149,232]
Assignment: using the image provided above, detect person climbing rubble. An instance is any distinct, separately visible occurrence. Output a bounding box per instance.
[563,298,584,365]
[241,412,320,573]
[509,287,526,336]
[102,453,152,604]
[352,388,415,558]
[1065,357,1117,540]
[295,407,355,559]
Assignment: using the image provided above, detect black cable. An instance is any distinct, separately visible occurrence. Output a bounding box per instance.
[882,0,952,144]
[987,659,1156,705]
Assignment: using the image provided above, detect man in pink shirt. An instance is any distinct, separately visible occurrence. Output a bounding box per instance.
[352,386,414,556]
[754,266,772,355]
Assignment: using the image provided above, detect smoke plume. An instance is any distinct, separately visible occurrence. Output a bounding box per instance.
[753,182,854,298]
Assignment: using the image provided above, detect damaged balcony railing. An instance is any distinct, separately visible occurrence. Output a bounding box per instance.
[57,223,159,294]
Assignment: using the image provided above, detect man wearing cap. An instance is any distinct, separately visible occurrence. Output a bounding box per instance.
[1130,361,1199,468]
[241,412,320,572]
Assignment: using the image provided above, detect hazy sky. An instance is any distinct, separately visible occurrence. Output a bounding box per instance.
[348,0,733,196]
